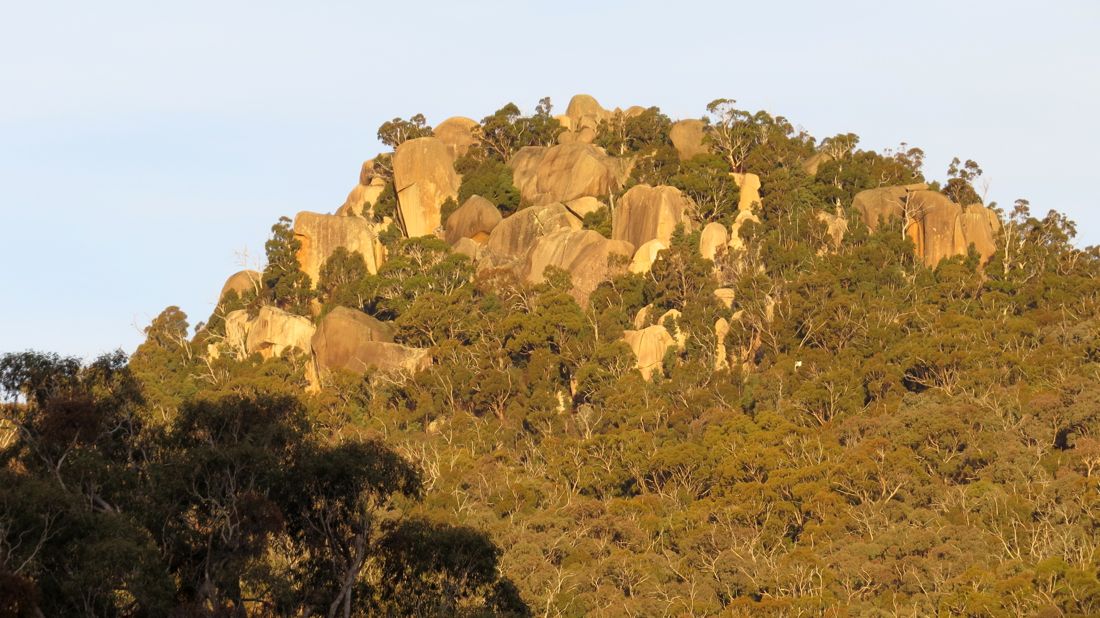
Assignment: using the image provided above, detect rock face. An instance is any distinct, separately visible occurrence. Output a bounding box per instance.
[564,196,605,220]
[629,239,667,274]
[433,117,479,159]
[612,184,695,249]
[729,210,760,252]
[816,211,848,250]
[293,212,383,286]
[481,202,582,270]
[853,185,1000,266]
[311,307,429,375]
[220,270,261,301]
[801,152,834,176]
[713,288,735,309]
[223,310,253,357]
[556,94,610,144]
[452,237,484,260]
[958,204,998,262]
[246,306,315,360]
[444,195,502,245]
[337,159,387,217]
[519,229,633,305]
[852,183,928,231]
[714,317,730,371]
[670,119,709,160]
[623,325,677,380]
[393,137,461,237]
[510,144,632,206]
[699,222,729,261]
[731,173,762,212]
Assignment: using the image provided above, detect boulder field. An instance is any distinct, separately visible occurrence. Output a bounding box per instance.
[208,94,1004,384]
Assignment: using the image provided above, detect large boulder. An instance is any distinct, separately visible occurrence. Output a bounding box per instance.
[311,307,428,375]
[957,204,999,263]
[293,212,384,287]
[699,222,729,261]
[629,239,667,274]
[714,318,730,371]
[519,229,633,305]
[444,195,502,245]
[564,196,605,220]
[669,119,709,160]
[245,306,315,360]
[393,137,461,237]
[223,310,253,357]
[623,325,678,380]
[852,183,928,231]
[801,151,835,176]
[434,117,479,160]
[909,190,962,266]
[853,184,999,266]
[611,184,695,249]
[563,94,610,134]
[728,209,760,252]
[481,202,582,270]
[219,270,261,301]
[816,211,848,250]
[337,159,388,217]
[510,143,632,206]
[731,173,762,212]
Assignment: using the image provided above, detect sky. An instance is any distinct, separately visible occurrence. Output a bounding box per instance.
[1,0,1097,359]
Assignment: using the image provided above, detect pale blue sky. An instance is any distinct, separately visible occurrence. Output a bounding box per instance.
[1,0,1097,358]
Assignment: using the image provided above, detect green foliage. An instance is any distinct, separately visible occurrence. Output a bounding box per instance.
[669,153,741,223]
[581,207,612,237]
[594,106,673,156]
[455,155,521,215]
[10,97,1100,617]
[262,216,314,315]
[944,156,984,204]
[376,112,432,148]
[476,98,563,161]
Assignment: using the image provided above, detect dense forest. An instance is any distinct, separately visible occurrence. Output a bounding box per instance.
[3,95,1099,617]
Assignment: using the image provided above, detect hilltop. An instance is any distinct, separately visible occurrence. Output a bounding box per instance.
[3,94,1099,616]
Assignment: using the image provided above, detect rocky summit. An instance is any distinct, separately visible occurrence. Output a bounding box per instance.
[6,93,1099,617]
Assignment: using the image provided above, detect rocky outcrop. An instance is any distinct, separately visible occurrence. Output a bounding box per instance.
[220,270,261,301]
[854,185,1000,266]
[714,317,730,371]
[728,210,760,252]
[816,211,848,250]
[670,119,709,160]
[958,203,998,262]
[852,183,928,231]
[393,137,461,237]
[433,117,479,160]
[223,310,253,357]
[555,94,611,144]
[311,307,429,375]
[699,222,729,261]
[481,202,582,271]
[611,184,694,249]
[293,212,383,286]
[444,195,502,245]
[510,144,631,206]
[337,159,387,217]
[623,325,678,380]
[801,152,834,176]
[713,288,735,309]
[731,173,761,212]
[245,306,315,360]
[452,237,484,261]
[629,239,667,274]
[519,229,633,305]
[564,196,605,220]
